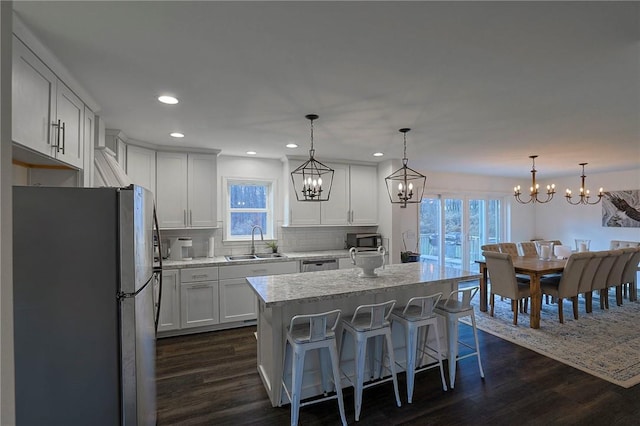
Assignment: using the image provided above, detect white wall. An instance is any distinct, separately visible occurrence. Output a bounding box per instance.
[1,2,15,423]
[535,168,640,250]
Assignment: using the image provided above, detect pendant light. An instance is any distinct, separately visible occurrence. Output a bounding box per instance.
[290,114,334,202]
[565,163,603,205]
[513,155,556,204]
[385,128,426,208]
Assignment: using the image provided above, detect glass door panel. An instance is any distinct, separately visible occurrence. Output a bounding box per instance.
[444,198,462,268]
[468,199,485,272]
[418,197,440,265]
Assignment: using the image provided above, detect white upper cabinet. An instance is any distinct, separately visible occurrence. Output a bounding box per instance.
[12,37,56,156]
[187,154,217,228]
[12,36,85,169]
[126,145,156,195]
[156,152,217,229]
[288,161,378,226]
[348,164,378,225]
[54,81,84,169]
[320,163,350,225]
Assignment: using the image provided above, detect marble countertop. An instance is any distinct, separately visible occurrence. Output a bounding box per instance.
[160,249,351,269]
[246,262,481,307]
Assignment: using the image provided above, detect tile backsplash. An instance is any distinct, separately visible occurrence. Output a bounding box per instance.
[159,225,379,258]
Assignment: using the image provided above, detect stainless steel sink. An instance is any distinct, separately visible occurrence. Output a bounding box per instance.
[225,254,258,261]
[225,253,287,261]
[255,253,287,259]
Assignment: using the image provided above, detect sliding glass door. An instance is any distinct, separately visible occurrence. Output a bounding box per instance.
[419,195,504,272]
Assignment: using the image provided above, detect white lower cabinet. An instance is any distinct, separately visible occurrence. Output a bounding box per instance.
[219,261,299,323]
[219,278,258,323]
[180,267,219,329]
[156,270,180,332]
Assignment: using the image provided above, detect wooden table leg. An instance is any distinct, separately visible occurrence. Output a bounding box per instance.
[529,273,542,329]
[479,263,488,312]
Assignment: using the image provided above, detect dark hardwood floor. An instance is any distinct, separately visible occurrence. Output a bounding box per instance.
[156,322,640,426]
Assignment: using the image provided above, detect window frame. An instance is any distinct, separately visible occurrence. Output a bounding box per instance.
[224,177,275,241]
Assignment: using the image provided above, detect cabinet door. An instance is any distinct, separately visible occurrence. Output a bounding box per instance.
[156,152,188,228]
[55,82,84,168]
[180,281,219,328]
[156,270,181,332]
[349,165,378,225]
[126,145,156,195]
[82,106,94,187]
[187,154,217,227]
[288,160,321,226]
[320,163,349,225]
[12,37,56,156]
[219,278,257,323]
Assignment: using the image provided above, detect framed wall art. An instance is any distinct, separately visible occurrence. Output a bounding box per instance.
[602,190,640,228]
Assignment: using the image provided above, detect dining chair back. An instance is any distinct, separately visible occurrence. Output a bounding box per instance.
[518,241,538,258]
[481,244,500,253]
[498,243,519,257]
[483,251,531,325]
[540,252,592,323]
[621,247,640,302]
[591,250,620,309]
[608,247,636,306]
[578,251,606,313]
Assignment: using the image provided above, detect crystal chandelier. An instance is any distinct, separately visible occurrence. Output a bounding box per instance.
[385,128,426,208]
[513,155,556,204]
[290,114,334,202]
[565,163,603,205]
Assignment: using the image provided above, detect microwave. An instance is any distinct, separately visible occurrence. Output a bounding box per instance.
[346,233,382,251]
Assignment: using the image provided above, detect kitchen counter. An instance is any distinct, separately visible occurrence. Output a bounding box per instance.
[246,262,481,407]
[160,249,350,269]
[247,262,480,307]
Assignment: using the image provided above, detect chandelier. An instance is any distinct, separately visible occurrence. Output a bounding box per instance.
[513,155,556,204]
[385,128,426,208]
[565,163,603,205]
[290,114,334,202]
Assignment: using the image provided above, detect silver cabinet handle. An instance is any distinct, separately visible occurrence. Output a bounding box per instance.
[191,274,208,279]
[190,210,193,226]
[251,269,268,274]
[60,121,66,154]
[190,283,211,289]
[51,120,61,151]
[183,210,187,226]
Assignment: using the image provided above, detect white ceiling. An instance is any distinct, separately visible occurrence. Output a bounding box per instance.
[12,1,640,178]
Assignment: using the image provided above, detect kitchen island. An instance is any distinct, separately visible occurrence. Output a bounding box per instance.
[247,262,481,407]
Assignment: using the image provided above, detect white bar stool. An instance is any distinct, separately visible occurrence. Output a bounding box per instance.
[281,309,347,426]
[391,293,448,403]
[340,300,401,422]
[434,286,485,389]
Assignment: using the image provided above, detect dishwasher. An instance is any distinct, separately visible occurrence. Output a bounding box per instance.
[301,258,338,272]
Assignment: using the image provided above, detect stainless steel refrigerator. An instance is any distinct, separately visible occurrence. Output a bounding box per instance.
[13,185,159,425]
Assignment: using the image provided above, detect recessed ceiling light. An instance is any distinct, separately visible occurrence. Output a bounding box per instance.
[373,152,384,157]
[286,143,298,149]
[170,132,184,138]
[246,151,257,155]
[158,95,179,105]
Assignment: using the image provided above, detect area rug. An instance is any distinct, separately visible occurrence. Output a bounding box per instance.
[462,292,640,388]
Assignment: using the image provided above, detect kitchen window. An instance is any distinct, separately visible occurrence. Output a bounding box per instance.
[225,179,274,240]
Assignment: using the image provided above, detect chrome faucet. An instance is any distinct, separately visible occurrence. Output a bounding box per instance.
[250,225,264,255]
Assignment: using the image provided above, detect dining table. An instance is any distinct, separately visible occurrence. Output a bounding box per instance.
[476,256,567,329]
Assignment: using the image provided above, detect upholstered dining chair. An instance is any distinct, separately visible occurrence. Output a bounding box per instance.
[591,250,620,310]
[481,244,500,253]
[518,241,538,258]
[483,251,531,325]
[498,243,519,257]
[621,246,640,302]
[577,251,606,314]
[608,247,636,306]
[540,252,592,323]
